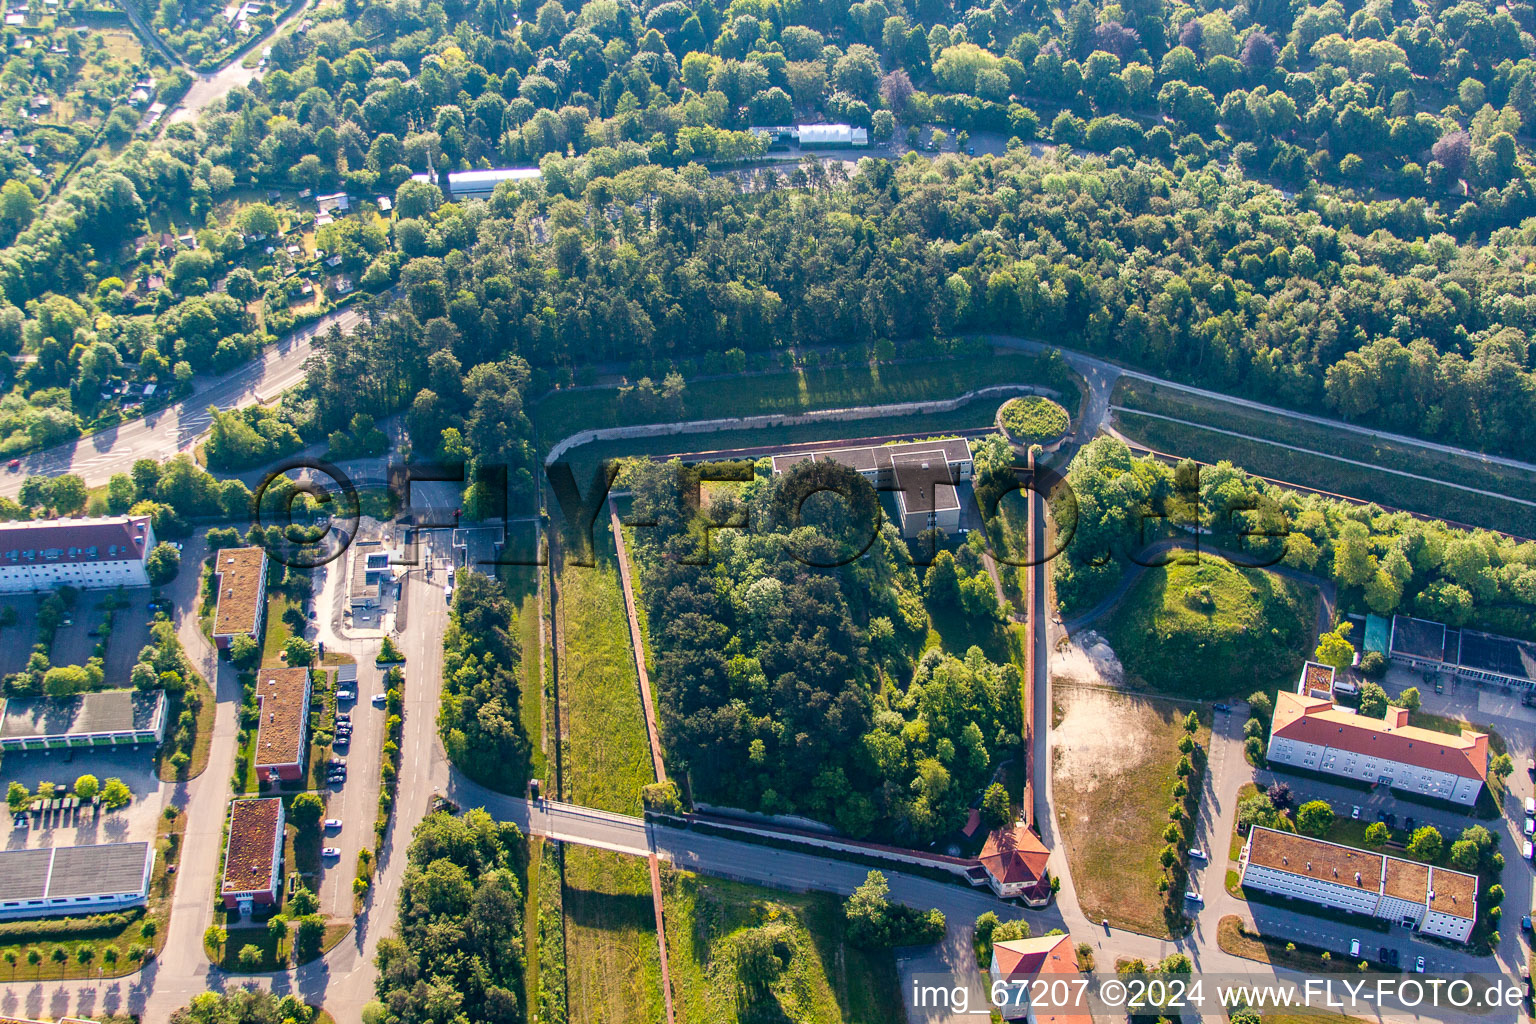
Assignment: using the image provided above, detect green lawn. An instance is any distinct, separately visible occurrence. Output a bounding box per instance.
[557,518,654,815]
[1104,559,1315,697]
[261,591,300,665]
[564,847,664,1024]
[156,673,216,782]
[1111,378,1536,538]
[507,566,550,785]
[532,351,1080,449]
[1052,685,1210,938]
[664,871,902,1024]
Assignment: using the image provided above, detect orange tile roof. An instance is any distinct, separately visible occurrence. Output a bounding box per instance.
[992,935,1090,1024]
[1271,692,1488,781]
[212,547,267,637]
[221,797,281,896]
[253,667,310,770]
[980,825,1050,885]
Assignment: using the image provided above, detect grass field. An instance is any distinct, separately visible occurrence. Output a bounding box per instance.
[1103,560,1315,697]
[557,519,654,815]
[564,847,664,1024]
[664,871,903,1024]
[156,673,216,782]
[1052,686,1210,937]
[261,590,301,664]
[533,351,1080,449]
[1111,379,1536,537]
[511,568,550,785]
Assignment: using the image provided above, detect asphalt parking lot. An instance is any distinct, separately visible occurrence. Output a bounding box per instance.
[0,595,38,676]
[0,744,163,851]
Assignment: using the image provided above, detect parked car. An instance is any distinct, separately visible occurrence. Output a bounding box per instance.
[1184,890,1203,902]
[323,819,342,830]
[1349,939,1361,957]
[372,693,387,707]
[1213,703,1230,712]
[336,712,350,723]
[322,847,341,858]
[1388,949,1399,968]
[1414,956,1426,973]
[328,757,346,768]
[1524,840,1532,860]
[337,690,355,702]
[1378,946,1390,964]
[1351,805,1361,819]
[1405,816,1416,831]
[1524,915,1533,932]
[1188,848,1207,860]
[1523,816,1533,838]
[5,459,18,470]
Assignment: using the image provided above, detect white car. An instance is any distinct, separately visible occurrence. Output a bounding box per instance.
[322,847,341,858]
[1414,956,1426,973]
[1188,848,1207,861]
[337,690,355,702]
[1524,840,1533,860]
[1184,890,1203,902]
[1525,816,1534,838]
[323,819,342,830]
[1351,805,1361,819]
[372,693,387,707]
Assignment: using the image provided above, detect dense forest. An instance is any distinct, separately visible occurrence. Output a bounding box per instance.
[625,457,1023,842]
[1054,435,1536,639]
[0,0,1527,465]
[440,569,533,790]
[372,809,529,1024]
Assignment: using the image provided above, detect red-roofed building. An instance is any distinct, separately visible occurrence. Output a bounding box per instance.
[1266,690,1487,806]
[978,825,1052,905]
[0,516,155,593]
[989,934,1089,1022]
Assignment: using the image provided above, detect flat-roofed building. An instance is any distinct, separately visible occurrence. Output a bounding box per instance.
[769,437,973,538]
[253,667,312,782]
[0,689,167,751]
[1266,690,1487,806]
[0,842,154,920]
[1385,614,1536,689]
[0,516,154,593]
[1389,615,1454,671]
[1298,661,1336,700]
[221,797,284,911]
[989,933,1088,1022]
[1239,826,1476,943]
[794,123,869,147]
[411,167,541,200]
[211,547,268,650]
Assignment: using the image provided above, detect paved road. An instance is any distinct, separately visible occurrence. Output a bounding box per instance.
[0,306,363,498]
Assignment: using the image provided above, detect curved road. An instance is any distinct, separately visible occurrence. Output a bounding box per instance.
[0,305,362,500]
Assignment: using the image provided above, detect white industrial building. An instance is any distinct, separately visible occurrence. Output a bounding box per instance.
[1239,827,1477,943]
[1266,686,1488,807]
[0,842,155,920]
[410,167,542,200]
[0,516,155,593]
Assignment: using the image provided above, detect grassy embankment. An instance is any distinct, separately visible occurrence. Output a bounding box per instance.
[1111,378,1536,538]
